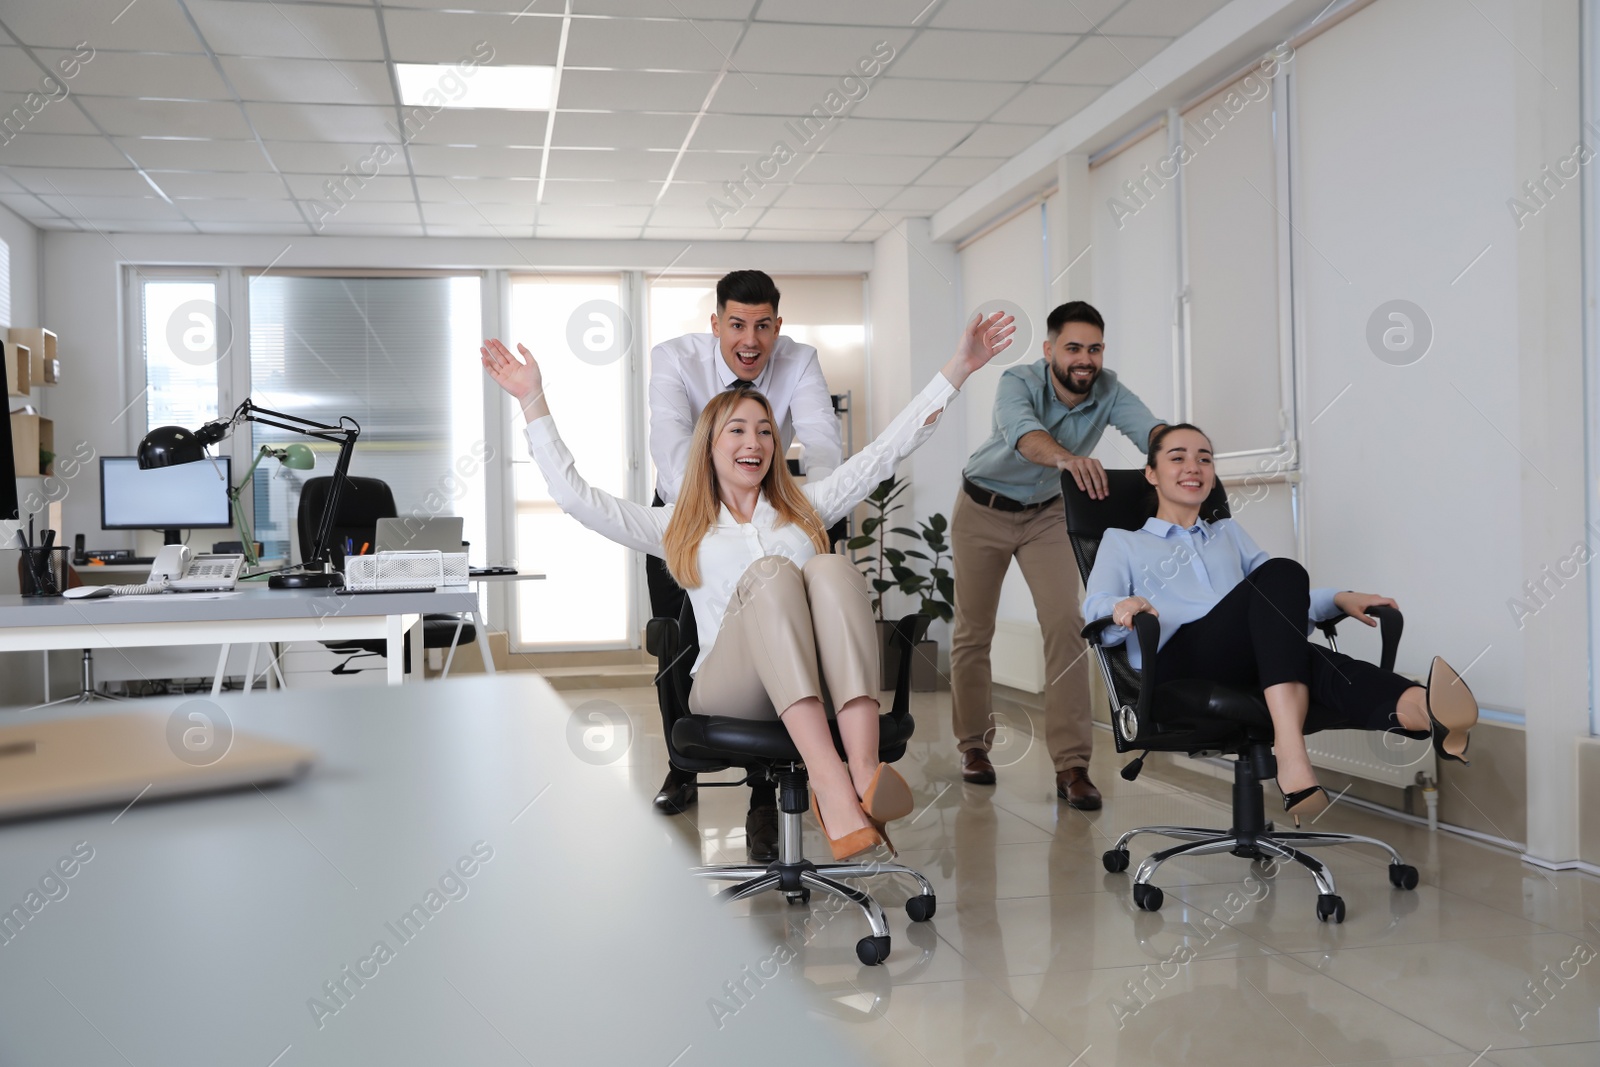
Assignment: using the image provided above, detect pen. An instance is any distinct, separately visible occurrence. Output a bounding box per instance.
[27,514,34,548]
[345,537,353,555]
[359,542,370,555]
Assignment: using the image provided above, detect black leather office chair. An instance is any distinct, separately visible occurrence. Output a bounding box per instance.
[1063,470,1420,924]
[646,601,937,965]
[296,475,475,674]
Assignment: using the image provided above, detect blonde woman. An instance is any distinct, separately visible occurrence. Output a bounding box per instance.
[482,312,1014,860]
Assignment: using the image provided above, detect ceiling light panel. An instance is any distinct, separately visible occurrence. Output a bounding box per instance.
[396,63,556,111]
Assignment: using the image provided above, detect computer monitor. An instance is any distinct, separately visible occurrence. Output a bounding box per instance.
[1,342,17,522]
[101,455,232,545]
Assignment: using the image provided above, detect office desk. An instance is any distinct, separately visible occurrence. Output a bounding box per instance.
[0,587,486,689]
[0,676,857,1066]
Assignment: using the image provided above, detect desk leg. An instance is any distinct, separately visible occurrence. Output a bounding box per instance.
[212,644,231,697]
[472,612,495,675]
[243,643,260,698]
[386,616,406,687]
[41,650,50,705]
[269,645,288,690]
[440,616,465,679]
[409,619,424,684]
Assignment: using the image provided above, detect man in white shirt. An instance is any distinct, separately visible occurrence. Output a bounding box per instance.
[646,271,844,861]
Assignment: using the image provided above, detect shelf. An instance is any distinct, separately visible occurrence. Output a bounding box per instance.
[7,328,57,387]
[9,410,53,477]
[4,340,28,397]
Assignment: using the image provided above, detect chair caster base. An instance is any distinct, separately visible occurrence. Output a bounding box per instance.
[856,935,891,966]
[905,893,937,922]
[1316,893,1346,923]
[1132,882,1164,911]
[1103,848,1130,873]
[1388,863,1419,890]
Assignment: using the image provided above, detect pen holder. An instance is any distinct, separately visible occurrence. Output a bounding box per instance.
[18,546,63,597]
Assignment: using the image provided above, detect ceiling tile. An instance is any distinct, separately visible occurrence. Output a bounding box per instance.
[575,1,755,15]
[403,110,549,147]
[424,224,529,238]
[2,166,151,196]
[316,223,429,237]
[647,204,735,228]
[772,183,898,208]
[917,155,1003,185]
[537,205,652,228]
[0,102,97,136]
[930,0,1121,33]
[0,47,44,93]
[218,56,394,106]
[79,218,201,232]
[68,52,233,100]
[1038,35,1171,85]
[753,0,933,26]
[285,173,417,201]
[186,1,385,60]
[792,153,933,184]
[78,97,254,138]
[535,225,643,239]
[422,203,536,227]
[813,118,975,156]
[550,112,696,150]
[884,184,962,210]
[307,201,424,226]
[416,176,541,204]
[988,83,1105,125]
[408,144,543,178]
[544,148,671,181]
[890,29,1078,82]
[116,137,267,171]
[729,24,914,76]
[660,151,759,183]
[0,193,56,219]
[175,198,305,222]
[538,179,662,206]
[1099,0,1233,37]
[380,10,561,65]
[643,226,749,240]
[164,172,288,198]
[35,193,187,221]
[705,73,857,116]
[741,226,857,241]
[753,207,872,230]
[266,139,389,172]
[564,18,746,71]
[195,221,309,234]
[0,133,130,168]
[244,103,400,144]
[558,69,716,112]
[850,78,1018,123]
[3,0,203,51]
[654,179,780,208]
[948,123,1048,157]
[688,114,792,151]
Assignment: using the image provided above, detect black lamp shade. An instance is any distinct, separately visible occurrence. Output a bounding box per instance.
[138,425,209,469]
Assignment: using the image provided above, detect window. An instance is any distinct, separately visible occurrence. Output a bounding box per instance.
[507,274,634,649]
[140,276,224,436]
[246,274,486,563]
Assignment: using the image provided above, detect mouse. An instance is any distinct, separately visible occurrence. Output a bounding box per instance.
[62,585,115,599]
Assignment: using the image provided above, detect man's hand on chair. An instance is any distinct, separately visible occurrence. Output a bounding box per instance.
[1057,455,1109,500]
[1112,596,1157,629]
[1333,591,1399,627]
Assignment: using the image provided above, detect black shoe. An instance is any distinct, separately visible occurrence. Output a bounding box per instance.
[1279,784,1330,828]
[653,769,698,815]
[746,805,779,863]
[1425,657,1479,766]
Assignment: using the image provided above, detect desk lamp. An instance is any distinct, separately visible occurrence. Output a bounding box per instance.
[138,400,360,589]
[230,442,315,568]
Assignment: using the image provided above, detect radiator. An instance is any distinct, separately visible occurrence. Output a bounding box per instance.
[1305,729,1438,791]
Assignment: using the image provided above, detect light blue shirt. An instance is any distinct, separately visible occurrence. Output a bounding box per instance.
[964,362,1163,506]
[1082,517,1341,669]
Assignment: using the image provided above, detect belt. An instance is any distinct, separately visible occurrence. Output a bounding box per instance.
[961,476,1054,513]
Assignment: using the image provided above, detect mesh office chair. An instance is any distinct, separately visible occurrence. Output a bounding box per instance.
[1062,470,1420,924]
[646,602,937,966]
[296,475,475,674]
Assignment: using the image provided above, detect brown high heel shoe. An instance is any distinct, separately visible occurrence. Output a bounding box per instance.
[1426,657,1479,765]
[812,794,883,862]
[860,762,914,823]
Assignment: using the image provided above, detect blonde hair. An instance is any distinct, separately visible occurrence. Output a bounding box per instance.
[663,388,831,587]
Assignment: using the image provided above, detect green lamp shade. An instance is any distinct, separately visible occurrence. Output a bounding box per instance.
[280,443,315,470]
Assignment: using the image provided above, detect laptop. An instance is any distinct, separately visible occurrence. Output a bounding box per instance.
[0,711,315,821]
[374,516,464,554]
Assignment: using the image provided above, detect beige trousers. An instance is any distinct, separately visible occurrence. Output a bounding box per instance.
[689,554,879,721]
[949,490,1093,772]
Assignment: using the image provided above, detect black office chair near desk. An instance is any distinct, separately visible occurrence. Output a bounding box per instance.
[647,602,936,966]
[1063,469,1419,924]
[296,475,474,675]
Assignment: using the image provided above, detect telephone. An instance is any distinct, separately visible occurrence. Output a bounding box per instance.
[111,546,244,595]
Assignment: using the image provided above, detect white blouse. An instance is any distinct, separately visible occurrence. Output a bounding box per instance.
[523,372,959,675]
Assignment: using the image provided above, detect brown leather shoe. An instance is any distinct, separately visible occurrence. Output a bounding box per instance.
[1056,767,1102,810]
[960,749,996,785]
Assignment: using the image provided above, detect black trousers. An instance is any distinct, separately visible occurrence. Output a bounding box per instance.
[1154,557,1423,735]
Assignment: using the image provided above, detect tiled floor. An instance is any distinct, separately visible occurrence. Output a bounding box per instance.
[582,684,1600,1067]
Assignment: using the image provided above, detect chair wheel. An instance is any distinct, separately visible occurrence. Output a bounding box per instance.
[856,935,891,966]
[1102,849,1130,873]
[1388,864,1419,890]
[1316,894,1346,923]
[1132,883,1164,911]
[785,888,811,905]
[905,894,937,922]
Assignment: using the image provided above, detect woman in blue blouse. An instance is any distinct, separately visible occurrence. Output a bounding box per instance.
[1082,424,1478,823]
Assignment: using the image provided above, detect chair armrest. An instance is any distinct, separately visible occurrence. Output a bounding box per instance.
[888,614,933,723]
[1081,616,1121,643]
[1313,605,1403,673]
[1128,612,1161,737]
[645,617,671,658]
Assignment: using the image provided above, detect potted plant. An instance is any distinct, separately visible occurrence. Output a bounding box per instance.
[848,476,951,691]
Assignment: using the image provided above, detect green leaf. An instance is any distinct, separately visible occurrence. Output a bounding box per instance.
[936,576,955,603]
[871,579,895,593]
[905,549,929,560]
[889,565,919,582]
[883,548,905,564]
[889,526,920,539]
[846,535,875,550]
[930,567,949,579]
[931,603,954,623]
[928,513,948,533]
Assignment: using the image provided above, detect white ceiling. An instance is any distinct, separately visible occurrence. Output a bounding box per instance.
[0,0,1230,241]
